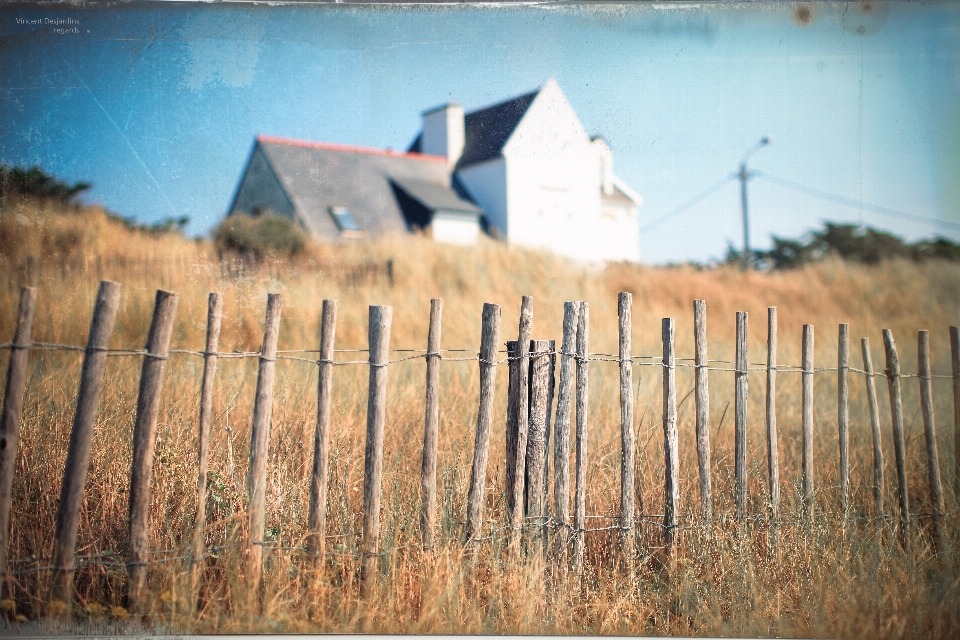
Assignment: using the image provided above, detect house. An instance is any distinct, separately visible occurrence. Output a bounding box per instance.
[228,136,484,245]
[228,78,642,261]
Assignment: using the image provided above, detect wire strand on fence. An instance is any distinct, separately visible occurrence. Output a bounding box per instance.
[2,341,956,378]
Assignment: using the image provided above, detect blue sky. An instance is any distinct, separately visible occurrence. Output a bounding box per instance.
[2,2,959,264]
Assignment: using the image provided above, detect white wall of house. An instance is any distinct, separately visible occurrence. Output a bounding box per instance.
[599,201,640,262]
[457,157,508,237]
[502,78,614,262]
[432,211,481,245]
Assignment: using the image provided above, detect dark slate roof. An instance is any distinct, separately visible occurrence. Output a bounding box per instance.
[458,90,538,168]
[255,135,459,238]
[390,177,482,215]
[407,133,422,154]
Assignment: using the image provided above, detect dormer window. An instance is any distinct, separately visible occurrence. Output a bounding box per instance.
[328,206,362,236]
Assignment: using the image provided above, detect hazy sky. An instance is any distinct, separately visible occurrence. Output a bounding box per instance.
[2,2,959,264]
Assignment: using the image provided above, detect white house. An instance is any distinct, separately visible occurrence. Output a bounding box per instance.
[413,78,642,262]
[229,79,642,260]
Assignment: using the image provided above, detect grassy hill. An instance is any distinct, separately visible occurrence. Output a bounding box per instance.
[1,197,958,636]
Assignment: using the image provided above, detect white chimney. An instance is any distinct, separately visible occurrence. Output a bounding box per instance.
[421,103,465,168]
[592,136,614,196]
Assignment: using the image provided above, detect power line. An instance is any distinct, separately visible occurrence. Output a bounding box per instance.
[752,171,960,231]
[641,172,737,233]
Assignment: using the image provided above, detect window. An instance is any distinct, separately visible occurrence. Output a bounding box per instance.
[328,206,361,233]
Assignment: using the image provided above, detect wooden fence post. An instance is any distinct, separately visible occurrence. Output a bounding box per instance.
[420,299,442,553]
[51,280,122,610]
[542,340,556,522]
[882,329,910,534]
[838,324,850,519]
[509,296,533,554]
[526,340,552,552]
[802,324,815,519]
[127,290,180,613]
[693,300,712,526]
[505,340,521,524]
[735,312,748,522]
[361,305,392,595]
[308,299,338,567]
[861,338,884,516]
[765,307,779,517]
[573,301,589,573]
[0,287,37,595]
[662,318,679,552]
[191,292,222,607]
[247,293,282,595]
[465,303,501,545]
[615,293,636,564]
[918,330,945,552]
[552,302,580,563]
[951,326,960,499]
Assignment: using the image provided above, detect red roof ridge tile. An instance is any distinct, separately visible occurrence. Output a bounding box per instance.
[256,134,446,163]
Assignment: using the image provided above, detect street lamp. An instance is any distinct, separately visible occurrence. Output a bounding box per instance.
[739,135,771,271]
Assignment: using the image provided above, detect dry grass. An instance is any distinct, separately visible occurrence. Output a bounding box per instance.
[1,198,958,637]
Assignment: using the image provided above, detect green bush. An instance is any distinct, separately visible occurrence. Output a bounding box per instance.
[213,212,307,259]
[0,163,90,204]
[731,222,960,270]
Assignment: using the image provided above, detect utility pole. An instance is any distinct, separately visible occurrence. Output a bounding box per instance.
[739,162,751,272]
[739,136,771,271]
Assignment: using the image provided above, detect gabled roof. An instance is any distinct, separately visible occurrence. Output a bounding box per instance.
[601,184,635,206]
[253,135,463,238]
[458,90,538,168]
[407,89,539,169]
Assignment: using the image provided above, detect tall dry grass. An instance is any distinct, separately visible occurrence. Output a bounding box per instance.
[0,198,958,637]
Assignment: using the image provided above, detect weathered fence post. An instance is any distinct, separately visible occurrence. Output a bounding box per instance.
[505,341,521,524]
[735,312,748,522]
[420,299,442,553]
[191,292,222,606]
[465,303,501,545]
[802,324,815,519]
[951,326,960,498]
[127,290,180,613]
[838,323,850,519]
[662,318,679,552]
[51,280,122,610]
[526,340,552,553]
[307,299,338,567]
[509,296,533,554]
[0,287,37,595]
[247,293,282,595]
[861,338,884,516]
[882,329,910,534]
[618,293,636,562]
[765,307,779,517]
[542,340,556,522]
[693,300,712,526]
[552,302,580,563]
[361,305,392,595]
[918,330,945,553]
[573,301,589,573]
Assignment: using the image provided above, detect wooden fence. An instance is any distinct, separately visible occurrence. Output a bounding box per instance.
[0,280,957,614]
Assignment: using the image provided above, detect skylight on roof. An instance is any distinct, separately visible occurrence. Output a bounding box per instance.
[329,206,361,233]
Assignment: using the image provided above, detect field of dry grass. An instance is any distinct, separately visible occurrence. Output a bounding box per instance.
[0,198,958,637]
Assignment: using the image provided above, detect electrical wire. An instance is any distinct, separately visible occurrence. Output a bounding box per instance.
[640,172,737,233]
[752,171,960,231]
